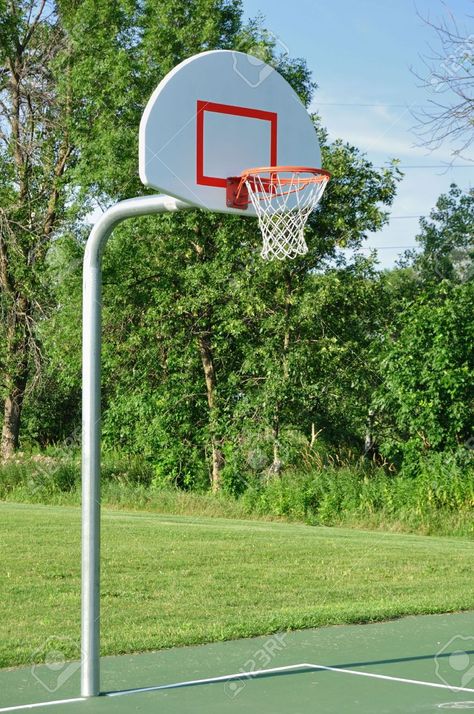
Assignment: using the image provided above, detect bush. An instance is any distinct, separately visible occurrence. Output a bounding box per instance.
[0,448,472,537]
[0,450,155,500]
[240,455,474,535]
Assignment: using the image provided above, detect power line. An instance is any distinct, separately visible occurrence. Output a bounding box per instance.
[317,102,424,107]
[354,245,418,250]
[375,165,472,169]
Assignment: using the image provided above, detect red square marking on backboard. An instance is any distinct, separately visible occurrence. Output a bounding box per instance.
[196,100,278,188]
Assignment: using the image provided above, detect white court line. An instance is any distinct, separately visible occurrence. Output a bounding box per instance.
[0,698,85,713]
[105,662,309,696]
[2,661,474,711]
[303,663,474,694]
[104,661,474,697]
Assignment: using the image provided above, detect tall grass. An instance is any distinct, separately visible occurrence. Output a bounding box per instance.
[0,449,472,536]
[240,465,474,536]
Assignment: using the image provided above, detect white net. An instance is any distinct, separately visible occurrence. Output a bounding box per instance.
[243,170,330,261]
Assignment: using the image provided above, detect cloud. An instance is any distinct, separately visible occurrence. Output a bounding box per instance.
[328,128,455,161]
[313,98,458,162]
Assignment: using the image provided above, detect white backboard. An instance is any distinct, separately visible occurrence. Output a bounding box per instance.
[139,50,322,215]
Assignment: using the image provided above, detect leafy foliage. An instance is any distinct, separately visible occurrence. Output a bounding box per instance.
[375,281,474,470]
[2,2,471,514]
[403,185,474,283]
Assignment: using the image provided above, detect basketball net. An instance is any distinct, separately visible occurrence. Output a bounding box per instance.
[240,167,330,260]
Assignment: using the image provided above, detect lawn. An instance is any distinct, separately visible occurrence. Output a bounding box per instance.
[1,501,473,669]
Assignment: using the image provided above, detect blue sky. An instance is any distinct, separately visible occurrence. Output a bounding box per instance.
[242,0,473,268]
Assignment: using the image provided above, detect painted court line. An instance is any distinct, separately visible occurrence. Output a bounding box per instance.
[105,662,310,696]
[2,662,474,712]
[105,661,474,697]
[304,663,474,694]
[0,698,85,712]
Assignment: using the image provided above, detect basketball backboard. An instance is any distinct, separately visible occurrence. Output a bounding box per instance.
[139,50,322,216]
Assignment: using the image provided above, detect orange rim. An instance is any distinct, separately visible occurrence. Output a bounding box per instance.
[240,166,331,181]
[238,166,331,200]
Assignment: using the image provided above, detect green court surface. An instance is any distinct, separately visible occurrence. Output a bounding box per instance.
[1,612,474,713]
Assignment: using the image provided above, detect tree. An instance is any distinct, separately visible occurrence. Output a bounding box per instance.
[100,211,254,492]
[376,185,473,469]
[63,0,244,200]
[85,134,399,491]
[229,258,391,473]
[413,4,474,159]
[10,1,401,491]
[228,135,400,474]
[0,0,243,460]
[0,1,75,458]
[52,2,319,490]
[402,184,474,283]
[374,281,474,470]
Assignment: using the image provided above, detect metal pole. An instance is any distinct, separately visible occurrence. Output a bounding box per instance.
[81,194,189,697]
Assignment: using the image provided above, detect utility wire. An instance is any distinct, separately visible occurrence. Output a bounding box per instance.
[375,165,472,169]
[354,245,418,250]
[317,102,423,107]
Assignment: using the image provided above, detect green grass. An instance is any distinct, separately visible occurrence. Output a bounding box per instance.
[1,502,474,669]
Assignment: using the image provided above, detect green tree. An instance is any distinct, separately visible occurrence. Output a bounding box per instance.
[50,2,323,490]
[17,2,401,492]
[404,184,474,284]
[375,281,474,470]
[63,0,245,199]
[0,0,245,457]
[0,1,77,457]
[92,134,399,490]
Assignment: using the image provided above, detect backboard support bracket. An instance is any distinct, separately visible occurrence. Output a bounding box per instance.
[226,176,249,209]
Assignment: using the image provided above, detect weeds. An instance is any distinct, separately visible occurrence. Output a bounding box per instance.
[0,448,472,537]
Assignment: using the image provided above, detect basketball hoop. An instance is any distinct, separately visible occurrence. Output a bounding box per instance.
[82,50,332,700]
[226,166,330,260]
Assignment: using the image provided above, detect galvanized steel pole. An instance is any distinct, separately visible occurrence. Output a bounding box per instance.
[81,195,189,697]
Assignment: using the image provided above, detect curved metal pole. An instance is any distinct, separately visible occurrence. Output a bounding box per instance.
[81,194,190,697]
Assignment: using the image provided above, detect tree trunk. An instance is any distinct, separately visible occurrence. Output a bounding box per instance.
[197,332,223,492]
[1,298,33,461]
[1,374,28,459]
[0,352,28,460]
[269,418,282,476]
[210,441,224,493]
[270,272,292,474]
[1,293,30,460]
[364,409,375,456]
[310,423,323,448]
